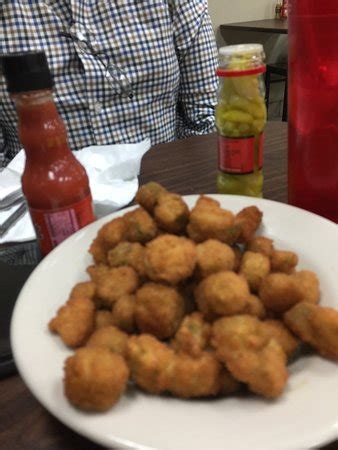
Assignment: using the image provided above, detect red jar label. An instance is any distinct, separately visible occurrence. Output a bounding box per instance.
[29,195,95,256]
[218,134,264,174]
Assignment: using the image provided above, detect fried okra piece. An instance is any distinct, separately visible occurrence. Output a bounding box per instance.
[153,192,190,234]
[171,312,211,357]
[284,302,338,360]
[112,294,136,333]
[271,250,298,274]
[135,182,167,213]
[262,320,299,359]
[64,347,129,411]
[49,297,95,348]
[196,239,235,278]
[107,242,147,277]
[234,206,263,244]
[145,234,197,284]
[246,236,275,258]
[195,271,250,317]
[87,265,139,309]
[243,294,267,319]
[187,196,240,244]
[94,310,113,330]
[239,251,271,293]
[259,271,320,313]
[69,281,96,300]
[166,352,222,398]
[135,283,185,339]
[123,207,157,243]
[86,325,128,357]
[232,245,243,272]
[211,316,288,398]
[89,217,126,263]
[127,334,175,394]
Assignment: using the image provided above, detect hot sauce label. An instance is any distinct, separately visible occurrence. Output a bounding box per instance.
[29,195,95,256]
[218,134,264,174]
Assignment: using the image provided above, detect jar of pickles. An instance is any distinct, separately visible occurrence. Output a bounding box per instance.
[216,44,267,197]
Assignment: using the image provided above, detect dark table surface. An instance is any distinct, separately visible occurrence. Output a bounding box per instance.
[221,18,288,35]
[1,121,337,450]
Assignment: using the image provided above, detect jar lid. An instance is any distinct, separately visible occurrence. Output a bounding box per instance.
[217,44,266,77]
[219,44,264,57]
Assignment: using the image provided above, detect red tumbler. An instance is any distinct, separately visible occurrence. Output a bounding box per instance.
[288,0,338,223]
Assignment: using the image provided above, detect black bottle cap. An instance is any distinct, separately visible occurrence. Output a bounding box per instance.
[1,51,53,93]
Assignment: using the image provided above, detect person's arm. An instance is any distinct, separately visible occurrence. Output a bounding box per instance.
[170,0,218,138]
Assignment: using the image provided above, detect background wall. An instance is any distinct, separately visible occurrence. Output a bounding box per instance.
[208,0,287,118]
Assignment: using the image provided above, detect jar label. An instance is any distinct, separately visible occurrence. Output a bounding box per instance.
[29,195,95,256]
[218,134,264,174]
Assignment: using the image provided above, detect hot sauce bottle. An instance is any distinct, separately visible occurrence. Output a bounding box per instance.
[2,52,95,255]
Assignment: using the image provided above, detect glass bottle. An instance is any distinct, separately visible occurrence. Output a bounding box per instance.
[288,0,338,222]
[2,51,95,255]
[216,44,267,197]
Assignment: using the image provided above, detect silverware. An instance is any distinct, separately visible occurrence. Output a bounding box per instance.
[0,188,23,210]
[0,202,27,238]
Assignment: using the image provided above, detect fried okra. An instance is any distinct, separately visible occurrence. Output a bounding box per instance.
[154,192,189,234]
[123,207,157,243]
[284,302,338,360]
[135,182,167,213]
[49,297,95,348]
[234,206,263,243]
[64,347,129,411]
[239,251,271,292]
[145,234,197,284]
[271,250,298,274]
[135,283,185,339]
[171,312,211,357]
[89,217,126,264]
[196,239,235,278]
[112,294,136,333]
[94,310,113,330]
[246,236,275,258]
[87,265,139,309]
[107,242,146,277]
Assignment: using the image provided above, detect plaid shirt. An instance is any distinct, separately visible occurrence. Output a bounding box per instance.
[0,0,218,165]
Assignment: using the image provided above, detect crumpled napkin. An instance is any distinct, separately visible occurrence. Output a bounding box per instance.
[0,139,150,244]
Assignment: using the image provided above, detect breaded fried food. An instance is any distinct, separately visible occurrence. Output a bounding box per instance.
[69,281,96,300]
[211,315,288,398]
[246,236,275,258]
[87,265,139,309]
[112,294,136,333]
[89,217,126,264]
[86,325,128,356]
[127,334,175,394]
[166,352,221,398]
[232,245,243,272]
[284,302,338,360]
[154,192,189,234]
[64,347,129,411]
[239,251,271,292]
[259,271,320,313]
[259,273,303,313]
[234,206,263,244]
[292,270,320,304]
[135,283,184,339]
[135,181,167,213]
[262,320,298,359]
[172,312,210,357]
[145,234,197,284]
[187,196,239,244]
[107,242,146,277]
[123,207,157,243]
[271,250,298,274]
[196,239,235,278]
[195,271,250,317]
[94,310,113,330]
[243,294,266,319]
[49,297,95,348]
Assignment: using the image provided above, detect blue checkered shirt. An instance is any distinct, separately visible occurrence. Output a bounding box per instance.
[0,0,218,166]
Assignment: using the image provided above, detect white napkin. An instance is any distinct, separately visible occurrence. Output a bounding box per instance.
[0,139,150,243]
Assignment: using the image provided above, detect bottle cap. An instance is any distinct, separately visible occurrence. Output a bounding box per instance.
[217,44,266,77]
[1,51,53,93]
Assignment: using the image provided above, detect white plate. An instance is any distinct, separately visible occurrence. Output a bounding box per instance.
[11,195,338,450]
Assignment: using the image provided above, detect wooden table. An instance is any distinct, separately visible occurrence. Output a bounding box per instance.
[1,122,337,450]
[221,19,288,35]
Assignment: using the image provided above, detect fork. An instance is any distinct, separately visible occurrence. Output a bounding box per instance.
[0,202,27,238]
